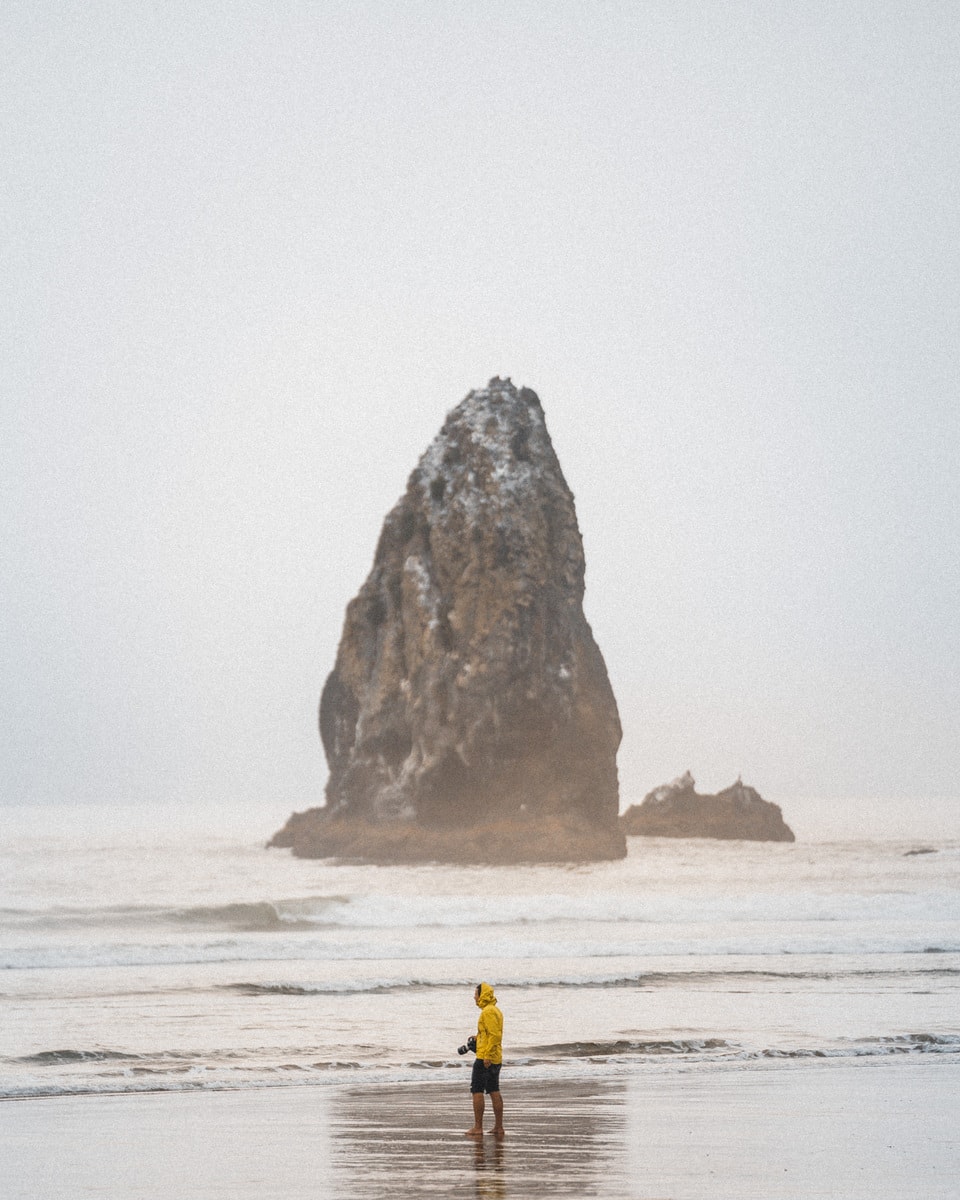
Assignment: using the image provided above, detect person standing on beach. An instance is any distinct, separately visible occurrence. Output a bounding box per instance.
[465,981,504,1137]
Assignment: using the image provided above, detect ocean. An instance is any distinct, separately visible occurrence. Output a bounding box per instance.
[3,802,959,1104]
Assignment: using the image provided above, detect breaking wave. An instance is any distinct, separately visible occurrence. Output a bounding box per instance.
[12,1048,143,1066]
[520,1032,960,1063]
[757,1033,960,1059]
[218,965,960,999]
[522,1037,732,1059]
[0,898,349,934]
[8,1032,960,1100]
[5,887,960,937]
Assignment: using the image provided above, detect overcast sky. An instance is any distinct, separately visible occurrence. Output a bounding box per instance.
[3,2,958,838]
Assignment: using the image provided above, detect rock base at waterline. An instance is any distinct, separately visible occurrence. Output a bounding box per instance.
[269,809,626,864]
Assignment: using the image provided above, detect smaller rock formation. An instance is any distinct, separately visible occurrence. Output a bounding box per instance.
[620,772,795,842]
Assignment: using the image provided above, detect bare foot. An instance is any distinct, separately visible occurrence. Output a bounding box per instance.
[490,1127,506,1137]
[464,1127,484,1137]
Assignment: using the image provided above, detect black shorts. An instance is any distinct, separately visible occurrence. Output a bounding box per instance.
[470,1059,502,1094]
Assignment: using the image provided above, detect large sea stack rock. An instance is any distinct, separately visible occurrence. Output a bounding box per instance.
[620,772,795,842]
[271,378,624,863]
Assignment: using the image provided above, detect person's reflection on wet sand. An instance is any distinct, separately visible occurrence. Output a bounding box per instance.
[327,1079,626,1198]
[470,1133,506,1200]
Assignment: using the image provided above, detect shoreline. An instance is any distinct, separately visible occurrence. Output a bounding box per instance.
[3,1057,959,1199]
[5,1031,960,1104]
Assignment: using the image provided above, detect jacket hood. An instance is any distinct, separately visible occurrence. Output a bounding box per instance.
[476,982,496,1007]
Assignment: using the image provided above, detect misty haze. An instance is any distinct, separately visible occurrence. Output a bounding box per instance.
[2,4,958,1198]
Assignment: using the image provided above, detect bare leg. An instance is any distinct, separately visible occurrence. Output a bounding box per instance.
[465,1091,485,1136]
[490,1090,504,1136]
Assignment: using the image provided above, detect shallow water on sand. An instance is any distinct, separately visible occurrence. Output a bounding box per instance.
[2,1061,958,1199]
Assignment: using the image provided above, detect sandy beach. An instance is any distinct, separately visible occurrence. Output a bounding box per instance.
[3,1058,958,1199]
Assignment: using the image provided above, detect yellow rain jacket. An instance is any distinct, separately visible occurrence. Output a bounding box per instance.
[474,982,503,1064]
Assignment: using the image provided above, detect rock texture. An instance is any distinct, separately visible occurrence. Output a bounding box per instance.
[271,378,624,863]
[620,772,795,842]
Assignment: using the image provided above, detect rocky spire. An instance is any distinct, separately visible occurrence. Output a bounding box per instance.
[271,378,624,862]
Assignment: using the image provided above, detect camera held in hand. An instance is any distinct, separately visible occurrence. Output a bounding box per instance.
[457,1035,477,1056]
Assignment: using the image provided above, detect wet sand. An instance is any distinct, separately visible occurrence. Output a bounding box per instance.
[2,1059,958,1199]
